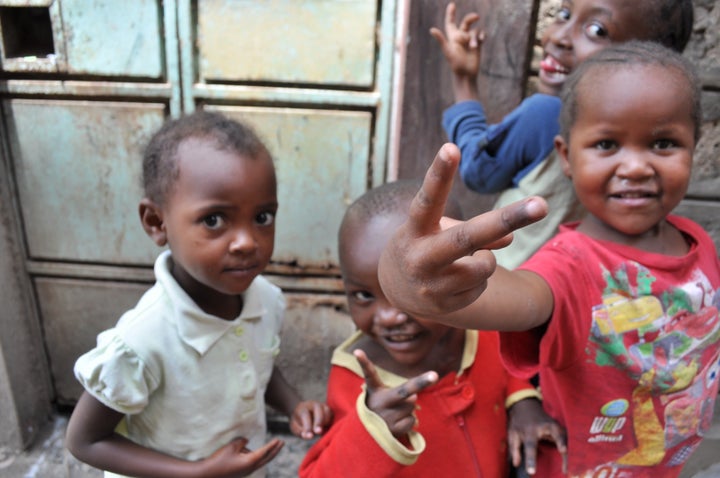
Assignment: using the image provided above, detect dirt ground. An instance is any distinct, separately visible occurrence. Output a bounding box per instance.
[2,400,719,477]
[0,414,312,478]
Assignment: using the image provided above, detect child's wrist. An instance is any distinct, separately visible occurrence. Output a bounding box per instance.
[452,75,480,102]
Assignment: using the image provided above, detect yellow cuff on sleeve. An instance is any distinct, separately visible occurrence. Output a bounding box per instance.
[505,388,542,409]
[356,388,425,465]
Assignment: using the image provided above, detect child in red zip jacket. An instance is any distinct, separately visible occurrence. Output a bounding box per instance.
[299,179,566,477]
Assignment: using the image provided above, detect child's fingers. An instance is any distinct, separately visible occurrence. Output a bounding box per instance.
[459,13,481,33]
[353,349,386,392]
[458,195,548,254]
[429,27,447,48]
[247,438,284,469]
[507,431,523,467]
[293,406,314,439]
[522,436,539,476]
[405,143,460,238]
[312,402,332,434]
[444,2,457,31]
[408,143,547,264]
[226,436,250,453]
[545,425,568,473]
[391,371,438,403]
[377,142,547,317]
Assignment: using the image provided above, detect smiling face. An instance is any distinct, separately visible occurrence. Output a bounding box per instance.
[339,210,463,377]
[151,137,277,318]
[539,0,653,95]
[555,64,696,246]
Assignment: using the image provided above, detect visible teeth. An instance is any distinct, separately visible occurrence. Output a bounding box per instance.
[541,57,569,74]
[546,70,567,80]
[620,192,649,198]
[387,334,415,342]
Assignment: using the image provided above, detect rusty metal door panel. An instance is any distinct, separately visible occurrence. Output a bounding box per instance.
[5,99,165,264]
[211,105,371,268]
[197,0,377,87]
[34,277,151,404]
[58,0,164,78]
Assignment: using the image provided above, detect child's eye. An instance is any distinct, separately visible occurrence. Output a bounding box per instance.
[594,140,617,151]
[352,290,374,304]
[202,214,224,229]
[585,22,608,39]
[255,211,275,226]
[653,139,677,150]
[555,7,571,22]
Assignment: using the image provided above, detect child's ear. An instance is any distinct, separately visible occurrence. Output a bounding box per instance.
[139,198,167,246]
[554,134,572,178]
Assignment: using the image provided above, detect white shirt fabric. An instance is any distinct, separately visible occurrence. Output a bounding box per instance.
[74,250,285,478]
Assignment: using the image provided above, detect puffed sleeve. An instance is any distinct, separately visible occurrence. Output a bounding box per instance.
[74,328,160,415]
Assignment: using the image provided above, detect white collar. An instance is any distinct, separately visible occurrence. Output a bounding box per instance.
[154,250,267,355]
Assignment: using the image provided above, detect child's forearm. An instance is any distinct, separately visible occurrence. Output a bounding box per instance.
[68,432,209,478]
[265,366,302,417]
[453,73,480,102]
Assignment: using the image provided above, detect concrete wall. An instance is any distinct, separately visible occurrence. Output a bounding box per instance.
[0,130,53,453]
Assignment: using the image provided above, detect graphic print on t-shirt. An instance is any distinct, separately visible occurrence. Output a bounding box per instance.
[586,262,720,473]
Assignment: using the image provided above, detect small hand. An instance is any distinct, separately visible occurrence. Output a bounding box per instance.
[507,398,568,475]
[354,349,438,437]
[378,143,547,319]
[429,2,485,79]
[200,437,284,477]
[290,400,333,440]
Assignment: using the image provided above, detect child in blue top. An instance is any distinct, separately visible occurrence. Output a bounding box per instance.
[379,41,720,477]
[431,0,694,268]
[66,111,332,478]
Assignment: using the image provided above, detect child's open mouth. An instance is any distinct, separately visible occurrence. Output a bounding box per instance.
[385,333,421,343]
[540,55,570,84]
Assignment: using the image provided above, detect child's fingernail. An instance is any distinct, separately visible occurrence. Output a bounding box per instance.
[526,198,545,216]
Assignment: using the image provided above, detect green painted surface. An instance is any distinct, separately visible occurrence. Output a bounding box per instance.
[198,0,377,86]
[59,0,163,77]
[5,99,165,264]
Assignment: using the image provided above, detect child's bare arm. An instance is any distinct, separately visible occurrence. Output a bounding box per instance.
[507,398,567,476]
[430,2,484,102]
[377,142,553,331]
[265,366,333,440]
[66,391,283,477]
[354,349,437,438]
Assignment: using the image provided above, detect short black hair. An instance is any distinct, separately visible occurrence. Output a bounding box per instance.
[142,110,270,204]
[339,178,464,247]
[639,0,694,53]
[559,40,702,142]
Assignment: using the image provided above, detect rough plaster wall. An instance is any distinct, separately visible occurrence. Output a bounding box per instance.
[685,0,720,196]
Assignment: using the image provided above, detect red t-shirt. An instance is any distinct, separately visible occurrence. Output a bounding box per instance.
[501,215,720,478]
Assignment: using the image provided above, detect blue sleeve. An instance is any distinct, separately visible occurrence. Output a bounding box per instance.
[442,94,562,193]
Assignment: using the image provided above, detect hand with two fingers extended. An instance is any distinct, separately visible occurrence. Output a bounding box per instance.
[353,349,438,438]
[377,143,548,322]
[429,2,484,80]
[290,400,333,440]
[507,398,568,476]
[198,436,284,477]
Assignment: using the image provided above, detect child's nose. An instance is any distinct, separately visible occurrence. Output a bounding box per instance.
[547,21,572,50]
[376,305,408,327]
[617,150,655,179]
[229,228,257,253]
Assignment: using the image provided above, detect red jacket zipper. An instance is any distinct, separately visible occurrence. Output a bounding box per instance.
[457,414,483,477]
